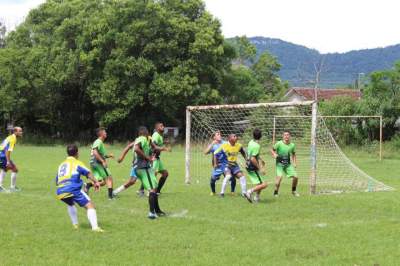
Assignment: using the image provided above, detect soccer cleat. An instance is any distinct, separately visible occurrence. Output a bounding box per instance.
[73,224,79,230]
[210,192,216,196]
[244,191,253,203]
[253,194,260,203]
[148,212,158,220]
[292,191,300,197]
[0,186,7,193]
[9,187,21,193]
[92,227,105,233]
[219,193,225,198]
[137,190,145,197]
[156,211,167,217]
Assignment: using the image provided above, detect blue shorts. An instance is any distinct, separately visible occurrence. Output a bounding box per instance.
[57,189,91,207]
[212,165,226,178]
[130,166,138,180]
[0,157,14,170]
[225,165,242,177]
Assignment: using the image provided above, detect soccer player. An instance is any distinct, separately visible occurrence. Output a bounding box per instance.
[112,145,139,196]
[244,128,268,203]
[151,122,171,194]
[204,131,236,195]
[85,128,115,199]
[214,134,247,197]
[132,126,165,219]
[0,127,23,192]
[56,144,104,232]
[270,131,299,197]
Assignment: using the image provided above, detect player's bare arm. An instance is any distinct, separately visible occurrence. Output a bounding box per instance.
[134,143,152,161]
[117,142,135,163]
[93,148,107,168]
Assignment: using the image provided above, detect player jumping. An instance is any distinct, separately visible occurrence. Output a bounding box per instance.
[214,134,247,197]
[56,144,104,232]
[271,131,299,197]
[204,131,236,196]
[0,127,23,192]
[244,128,268,203]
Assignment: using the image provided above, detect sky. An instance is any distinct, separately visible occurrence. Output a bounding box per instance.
[0,0,399,53]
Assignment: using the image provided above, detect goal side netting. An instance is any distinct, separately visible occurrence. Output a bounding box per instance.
[185,101,393,194]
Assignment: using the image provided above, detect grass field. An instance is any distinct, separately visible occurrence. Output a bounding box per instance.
[0,144,399,265]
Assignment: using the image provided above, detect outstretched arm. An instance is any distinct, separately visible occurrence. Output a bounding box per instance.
[240,147,247,160]
[117,142,135,163]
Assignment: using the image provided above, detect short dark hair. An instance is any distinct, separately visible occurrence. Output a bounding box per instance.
[138,126,148,136]
[96,127,105,137]
[253,128,262,140]
[67,144,78,156]
[283,130,291,135]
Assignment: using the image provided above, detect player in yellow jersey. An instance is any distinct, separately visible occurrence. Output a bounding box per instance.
[214,134,248,197]
[56,144,104,232]
[0,127,23,193]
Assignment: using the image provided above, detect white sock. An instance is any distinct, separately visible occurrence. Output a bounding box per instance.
[10,172,17,188]
[239,176,247,194]
[113,185,126,195]
[220,175,231,194]
[0,170,5,187]
[87,208,99,230]
[67,205,79,225]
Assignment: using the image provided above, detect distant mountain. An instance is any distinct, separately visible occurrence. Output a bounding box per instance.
[248,37,400,88]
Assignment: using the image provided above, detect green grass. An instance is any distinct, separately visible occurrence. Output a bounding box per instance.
[0,145,399,265]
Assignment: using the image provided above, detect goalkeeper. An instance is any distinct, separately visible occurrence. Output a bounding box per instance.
[270,131,299,197]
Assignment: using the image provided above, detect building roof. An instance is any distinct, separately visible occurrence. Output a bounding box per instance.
[284,87,362,101]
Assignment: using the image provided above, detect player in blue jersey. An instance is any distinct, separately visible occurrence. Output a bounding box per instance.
[204,131,236,196]
[0,127,23,193]
[56,144,104,232]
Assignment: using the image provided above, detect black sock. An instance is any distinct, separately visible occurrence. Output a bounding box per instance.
[210,178,216,193]
[154,194,162,213]
[140,184,144,191]
[156,176,168,193]
[230,176,236,192]
[274,190,279,195]
[292,187,297,192]
[108,188,113,198]
[149,192,156,213]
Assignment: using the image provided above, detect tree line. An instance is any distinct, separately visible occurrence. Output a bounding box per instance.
[0,0,285,142]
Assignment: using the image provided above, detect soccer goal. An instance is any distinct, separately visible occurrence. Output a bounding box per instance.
[185,101,393,194]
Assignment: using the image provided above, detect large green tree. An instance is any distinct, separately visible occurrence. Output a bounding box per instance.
[0,0,237,140]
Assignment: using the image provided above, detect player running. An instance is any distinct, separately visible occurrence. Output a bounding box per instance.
[214,134,247,197]
[132,126,165,219]
[85,128,115,199]
[244,129,268,203]
[204,131,236,196]
[271,131,299,197]
[137,122,171,196]
[0,127,23,193]
[56,144,104,232]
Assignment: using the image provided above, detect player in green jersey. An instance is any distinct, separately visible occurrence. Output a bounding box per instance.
[137,122,170,196]
[244,129,268,203]
[85,128,115,199]
[270,131,299,197]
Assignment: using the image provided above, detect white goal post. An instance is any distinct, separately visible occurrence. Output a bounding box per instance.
[185,101,393,194]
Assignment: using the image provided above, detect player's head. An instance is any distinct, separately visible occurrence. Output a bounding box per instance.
[13,127,23,137]
[253,128,262,140]
[213,131,222,142]
[283,131,291,142]
[228,133,237,145]
[155,122,164,133]
[138,126,149,137]
[96,127,107,139]
[67,144,79,158]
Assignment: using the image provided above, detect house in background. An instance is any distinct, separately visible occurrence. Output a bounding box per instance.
[283,87,362,102]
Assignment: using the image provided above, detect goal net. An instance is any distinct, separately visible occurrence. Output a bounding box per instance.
[185,101,393,194]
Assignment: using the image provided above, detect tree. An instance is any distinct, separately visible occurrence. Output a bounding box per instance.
[0,0,236,140]
[228,35,257,65]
